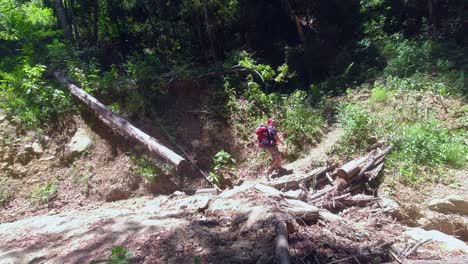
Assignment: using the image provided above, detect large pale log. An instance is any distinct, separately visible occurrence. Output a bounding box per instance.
[275,221,291,264]
[336,156,367,179]
[54,72,188,172]
[269,165,335,191]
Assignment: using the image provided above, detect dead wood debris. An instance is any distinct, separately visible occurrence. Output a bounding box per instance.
[197,144,444,263]
[258,144,406,263]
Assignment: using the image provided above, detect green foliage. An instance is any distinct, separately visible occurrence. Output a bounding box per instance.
[130,152,174,182]
[369,87,389,105]
[0,178,13,206]
[333,83,467,185]
[30,182,58,204]
[281,91,323,151]
[373,74,461,96]
[333,104,373,155]
[391,121,466,168]
[0,64,73,128]
[209,149,235,186]
[90,246,131,264]
[0,0,57,42]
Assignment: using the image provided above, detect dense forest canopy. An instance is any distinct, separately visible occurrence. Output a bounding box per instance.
[0,0,467,128]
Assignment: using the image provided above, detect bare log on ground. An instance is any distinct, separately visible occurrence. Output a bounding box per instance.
[404,239,431,258]
[282,198,321,221]
[269,165,335,191]
[320,194,379,210]
[54,72,188,173]
[337,145,393,180]
[336,156,368,179]
[365,162,384,181]
[275,221,291,264]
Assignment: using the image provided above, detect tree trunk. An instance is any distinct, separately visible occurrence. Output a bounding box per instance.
[295,16,306,43]
[54,72,188,173]
[93,0,99,45]
[52,0,73,42]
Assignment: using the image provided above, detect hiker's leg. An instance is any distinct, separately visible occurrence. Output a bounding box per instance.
[266,147,277,175]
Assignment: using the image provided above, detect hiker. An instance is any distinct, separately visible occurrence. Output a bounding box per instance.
[256,118,285,177]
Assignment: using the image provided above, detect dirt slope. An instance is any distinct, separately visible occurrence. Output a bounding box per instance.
[0,183,280,264]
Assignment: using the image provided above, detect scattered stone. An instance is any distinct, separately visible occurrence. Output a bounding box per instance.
[105,187,131,202]
[39,156,55,161]
[405,227,468,253]
[175,244,183,252]
[16,144,34,165]
[380,197,402,218]
[0,162,9,170]
[68,128,93,154]
[11,164,28,178]
[428,194,468,216]
[32,141,44,155]
[417,210,468,241]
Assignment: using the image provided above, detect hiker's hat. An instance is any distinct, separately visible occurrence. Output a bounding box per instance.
[267,118,275,125]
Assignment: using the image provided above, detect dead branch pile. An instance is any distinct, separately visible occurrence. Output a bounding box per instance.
[255,145,408,263]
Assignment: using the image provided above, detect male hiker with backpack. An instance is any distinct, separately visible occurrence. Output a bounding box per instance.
[256,118,285,179]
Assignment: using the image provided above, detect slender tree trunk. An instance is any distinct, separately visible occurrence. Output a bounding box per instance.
[203,0,216,59]
[67,0,80,42]
[52,0,73,42]
[93,0,99,45]
[295,16,305,43]
[428,0,440,38]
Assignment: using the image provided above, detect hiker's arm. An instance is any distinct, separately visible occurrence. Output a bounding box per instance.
[275,134,284,145]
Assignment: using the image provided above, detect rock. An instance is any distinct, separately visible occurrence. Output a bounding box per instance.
[32,141,44,155]
[405,227,468,253]
[392,202,424,224]
[418,210,468,241]
[428,194,468,216]
[16,144,34,165]
[68,128,93,154]
[105,187,131,202]
[380,197,402,218]
[39,156,55,161]
[175,244,183,252]
[0,114,5,123]
[11,164,28,178]
[0,162,9,170]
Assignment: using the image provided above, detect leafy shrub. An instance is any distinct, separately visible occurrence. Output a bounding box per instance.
[0,178,13,206]
[129,152,174,182]
[31,182,58,204]
[90,246,131,264]
[391,121,466,168]
[209,149,236,187]
[333,104,373,155]
[382,34,434,78]
[225,54,323,157]
[373,74,457,95]
[368,86,389,105]
[0,64,74,128]
[281,91,323,151]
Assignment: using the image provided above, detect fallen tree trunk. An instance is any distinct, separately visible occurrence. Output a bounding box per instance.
[269,165,335,191]
[54,72,188,173]
[275,221,291,264]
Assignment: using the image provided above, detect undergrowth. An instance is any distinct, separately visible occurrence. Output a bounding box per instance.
[0,177,13,206]
[332,79,467,186]
[30,181,58,204]
[129,152,174,182]
[224,52,324,161]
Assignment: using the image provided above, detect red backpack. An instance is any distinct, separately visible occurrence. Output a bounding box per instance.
[255,125,272,147]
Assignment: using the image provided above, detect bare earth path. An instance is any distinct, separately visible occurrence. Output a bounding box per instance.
[284,127,342,173]
[0,127,344,264]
